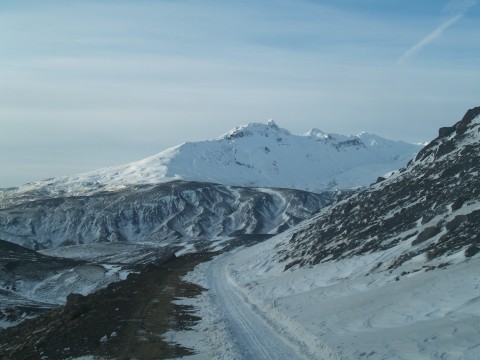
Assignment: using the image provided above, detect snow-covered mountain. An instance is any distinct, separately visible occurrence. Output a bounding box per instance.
[181,107,480,359]
[2,120,422,198]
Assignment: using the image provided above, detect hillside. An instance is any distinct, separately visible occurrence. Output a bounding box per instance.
[0,181,342,250]
[275,106,480,271]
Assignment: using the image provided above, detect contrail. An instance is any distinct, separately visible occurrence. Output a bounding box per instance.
[397,14,462,64]
[397,0,476,64]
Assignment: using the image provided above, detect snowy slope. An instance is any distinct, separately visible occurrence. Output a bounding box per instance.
[275,106,480,271]
[4,120,422,197]
[169,107,480,359]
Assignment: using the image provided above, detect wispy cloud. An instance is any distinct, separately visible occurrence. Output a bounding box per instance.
[397,0,476,64]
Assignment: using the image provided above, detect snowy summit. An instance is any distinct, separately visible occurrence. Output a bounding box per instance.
[14,121,422,196]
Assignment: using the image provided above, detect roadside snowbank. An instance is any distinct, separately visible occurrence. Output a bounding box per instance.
[170,232,480,359]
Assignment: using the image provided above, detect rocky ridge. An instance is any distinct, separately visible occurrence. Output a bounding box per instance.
[0,181,343,250]
[1,120,421,198]
[274,107,480,274]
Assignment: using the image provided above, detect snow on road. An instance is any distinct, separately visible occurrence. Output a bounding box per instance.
[167,247,336,360]
[206,254,310,360]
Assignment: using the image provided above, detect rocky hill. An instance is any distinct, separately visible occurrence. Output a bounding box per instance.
[272,106,480,273]
[0,181,343,250]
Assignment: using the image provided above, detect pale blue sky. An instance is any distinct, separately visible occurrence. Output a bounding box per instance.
[1,0,479,187]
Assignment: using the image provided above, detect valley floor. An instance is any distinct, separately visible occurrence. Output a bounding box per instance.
[169,238,480,360]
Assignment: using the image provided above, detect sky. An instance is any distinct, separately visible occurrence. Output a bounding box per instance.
[1,0,479,187]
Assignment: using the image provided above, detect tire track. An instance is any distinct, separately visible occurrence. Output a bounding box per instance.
[206,255,309,360]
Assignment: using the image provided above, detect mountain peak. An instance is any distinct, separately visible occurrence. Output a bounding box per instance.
[304,128,330,139]
[267,118,278,127]
[220,120,291,140]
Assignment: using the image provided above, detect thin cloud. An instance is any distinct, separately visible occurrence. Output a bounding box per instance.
[397,0,476,64]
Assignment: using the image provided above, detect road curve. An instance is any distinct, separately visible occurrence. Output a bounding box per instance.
[205,253,310,360]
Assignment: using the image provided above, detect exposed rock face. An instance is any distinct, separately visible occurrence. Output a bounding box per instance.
[0,181,343,250]
[276,107,480,272]
[415,107,480,162]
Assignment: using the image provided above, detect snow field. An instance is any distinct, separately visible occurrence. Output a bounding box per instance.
[228,238,480,360]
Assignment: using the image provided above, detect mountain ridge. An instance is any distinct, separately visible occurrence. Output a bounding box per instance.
[2,121,422,199]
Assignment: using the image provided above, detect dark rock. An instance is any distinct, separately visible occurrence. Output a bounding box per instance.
[436,142,456,158]
[64,293,91,320]
[465,245,480,258]
[451,197,465,211]
[438,126,456,138]
[445,215,467,231]
[457,107,480,132]
[467,209,480,223]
